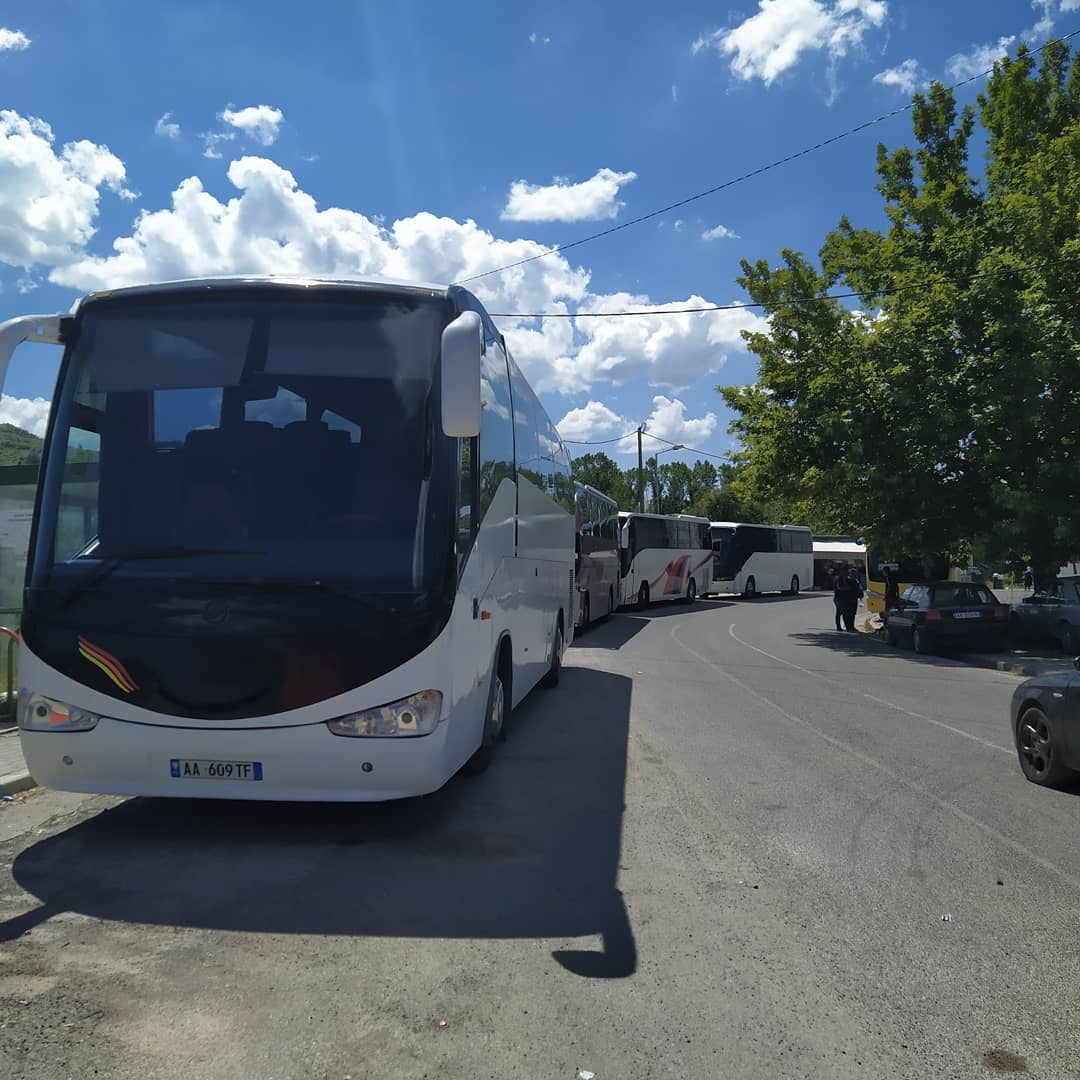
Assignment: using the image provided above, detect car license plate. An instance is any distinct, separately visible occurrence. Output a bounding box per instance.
[169,759,263,781]
[953,611,982,620]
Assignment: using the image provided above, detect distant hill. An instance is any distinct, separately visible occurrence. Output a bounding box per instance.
[0,424,43,468]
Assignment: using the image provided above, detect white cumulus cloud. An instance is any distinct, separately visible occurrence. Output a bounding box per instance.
[529,31,551,44]
[221,105,284,146]
[0,28,30,51]
[945,35,1015,81]
[555,395,718,456]
[541,292,767,395]
[693,0,888,86]
[702,224,740,241]
[872,58,925,94]
[501,167,637,223]
[0,395,51,436]
[155,112,181,139]
[0,110,133,268]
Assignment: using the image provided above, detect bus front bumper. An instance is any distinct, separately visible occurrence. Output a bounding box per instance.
[18,718,458,802]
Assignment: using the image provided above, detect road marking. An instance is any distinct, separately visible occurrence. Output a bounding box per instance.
[669,623,1080,891]
[727,622,1011,757]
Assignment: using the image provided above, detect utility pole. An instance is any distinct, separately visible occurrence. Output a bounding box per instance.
[637,425,645,512]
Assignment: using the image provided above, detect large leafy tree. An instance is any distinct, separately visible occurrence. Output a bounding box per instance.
[720,40,1080,578]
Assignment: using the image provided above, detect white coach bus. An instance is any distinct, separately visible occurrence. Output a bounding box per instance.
[710,522,813,597]
[0,277,575,801]
[573,481,620,629]
[618,511,713,608]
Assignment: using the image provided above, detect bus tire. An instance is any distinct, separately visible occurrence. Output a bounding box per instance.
[744,576,757,599]
[638,582,650,609]
[607,586,615,619]
[581,594,590,632]
[541,617,563,689]
[464,647,508,775]
[685,578,696,604]
[789,575,800,595]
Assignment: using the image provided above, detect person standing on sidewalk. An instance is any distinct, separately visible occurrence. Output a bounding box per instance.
[832,563,847,631]
[841,566,864,632]
[1024,565,1035,592]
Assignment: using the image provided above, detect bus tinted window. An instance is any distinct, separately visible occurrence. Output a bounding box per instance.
[479,341,515,516]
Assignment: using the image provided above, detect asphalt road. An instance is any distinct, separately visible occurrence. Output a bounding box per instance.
[2,593,1078,1079]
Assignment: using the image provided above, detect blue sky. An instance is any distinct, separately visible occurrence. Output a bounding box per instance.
[0,0,1074,465]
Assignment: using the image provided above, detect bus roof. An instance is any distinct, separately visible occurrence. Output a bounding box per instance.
[573,481,618,506]
[711,521,811,531]
[619,511,710,524]
[73,275,451,312]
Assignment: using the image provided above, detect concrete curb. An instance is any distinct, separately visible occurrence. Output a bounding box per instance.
[0,769,35,797]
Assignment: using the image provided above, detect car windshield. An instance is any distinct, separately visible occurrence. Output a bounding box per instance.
[932,583,996,607]
[30,289,450,597]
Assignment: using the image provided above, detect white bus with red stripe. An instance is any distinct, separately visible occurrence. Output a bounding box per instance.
[617,512,713,608]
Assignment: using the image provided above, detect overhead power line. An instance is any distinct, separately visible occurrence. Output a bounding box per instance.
[456,27,1080,289]
[490,254,1079,319]
[563,429,640,446]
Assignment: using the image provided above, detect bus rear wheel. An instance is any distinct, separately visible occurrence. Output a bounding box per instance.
[744,576,757,599]
[607,586,615,619]
[789,575,800,595]
[541,619,563,689]
[638,582,650,609]
[580,594,590,631]
[685,578,696,604]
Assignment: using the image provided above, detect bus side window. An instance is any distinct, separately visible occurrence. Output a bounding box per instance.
[478,339,514,517]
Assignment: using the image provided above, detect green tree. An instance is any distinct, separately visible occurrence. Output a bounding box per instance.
[571,452,635,507]
[719,39,1080,577]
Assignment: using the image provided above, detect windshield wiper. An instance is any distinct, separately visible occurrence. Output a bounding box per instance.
[58,547,264,608]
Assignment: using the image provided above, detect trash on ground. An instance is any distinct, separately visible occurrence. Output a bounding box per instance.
[1,795,13,802]
[438,1019,448,1029]
[578,1071,596,1080]
[942,914,952,922]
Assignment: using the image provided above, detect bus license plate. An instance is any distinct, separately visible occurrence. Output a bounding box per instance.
[953,611,982,620]
[170,759,263,781]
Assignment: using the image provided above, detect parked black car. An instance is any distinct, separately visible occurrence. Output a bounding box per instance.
[1011,660,1080,786]
[884,581,1009,654]
[1010,576,1080,653]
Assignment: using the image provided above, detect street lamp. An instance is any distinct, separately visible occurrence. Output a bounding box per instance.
[652,444,684,513]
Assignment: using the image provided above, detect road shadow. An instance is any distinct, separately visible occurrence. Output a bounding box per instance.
[711,592,825,604]
[787,629,1003,672]
[574,600,728,650]
[3,666,637,979]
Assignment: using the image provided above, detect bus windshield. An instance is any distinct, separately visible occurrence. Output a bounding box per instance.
[31,288,452,602]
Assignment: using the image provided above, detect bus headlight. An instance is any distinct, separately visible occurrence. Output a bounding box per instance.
[18,691,101,732]
[326,690,442,738]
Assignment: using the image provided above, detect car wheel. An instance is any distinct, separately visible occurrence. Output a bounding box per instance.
[789,574,800,596]
[1059,622,1076,655]
[580,594,590,632]
[685,578,696,604]
[913,627,933,655]
[744,576,757,599]
[1016,704,1073,787]
[464,659,506,775]
[885,622,898,646]
[541,620,563,689]
[637,582,650,610]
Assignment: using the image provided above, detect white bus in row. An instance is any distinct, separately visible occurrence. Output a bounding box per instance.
[574,482,620,629]
[618,512,714,608]
[0,276,575,802]
[710,522,813,597]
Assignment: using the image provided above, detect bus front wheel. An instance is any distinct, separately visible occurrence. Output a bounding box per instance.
[465,656,507,775]
[685,578,696,604]
[789,575,800,595]
[744,576,757,599]
[638,582,650,609]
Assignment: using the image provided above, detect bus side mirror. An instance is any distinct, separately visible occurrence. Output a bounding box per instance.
[441,311,482,437]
